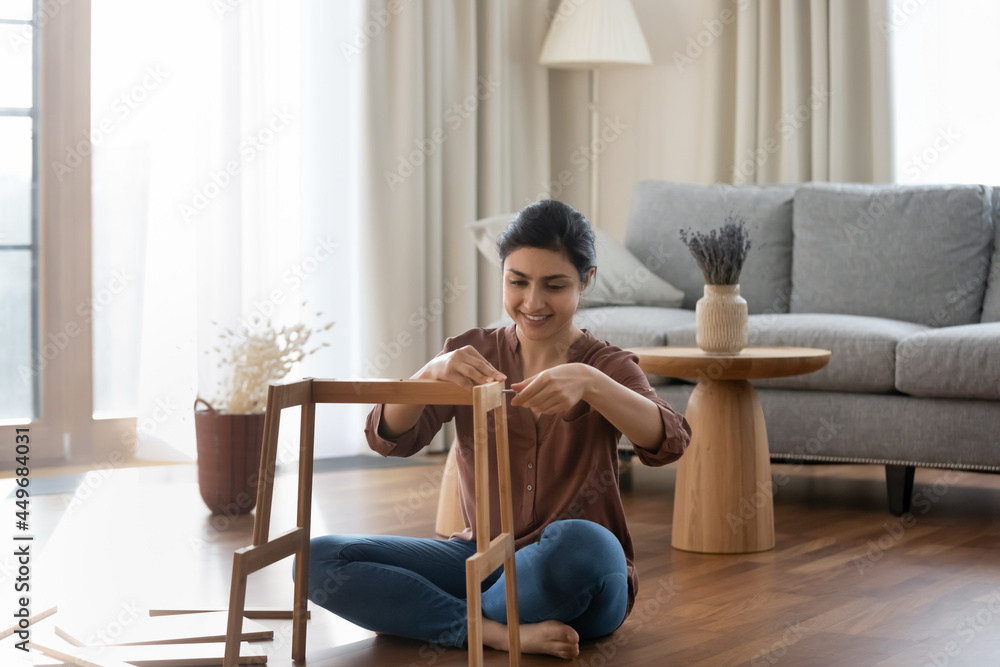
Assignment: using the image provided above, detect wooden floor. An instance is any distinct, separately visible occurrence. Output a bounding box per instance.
[3,457,1000,666]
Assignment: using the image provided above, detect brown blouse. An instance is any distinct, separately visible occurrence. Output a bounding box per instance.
[365,325,691,616]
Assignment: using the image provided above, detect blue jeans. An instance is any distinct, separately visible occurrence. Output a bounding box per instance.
[301,519,628,647]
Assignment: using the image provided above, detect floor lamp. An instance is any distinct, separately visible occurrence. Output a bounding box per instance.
[539,0,652,227]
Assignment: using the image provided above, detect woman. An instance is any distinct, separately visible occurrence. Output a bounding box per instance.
[306,200,690,659]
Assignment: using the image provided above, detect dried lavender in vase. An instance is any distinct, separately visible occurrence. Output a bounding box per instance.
[679,214,752,285]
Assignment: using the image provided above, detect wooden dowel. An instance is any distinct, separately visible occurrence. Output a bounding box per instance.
[0,605,57,639]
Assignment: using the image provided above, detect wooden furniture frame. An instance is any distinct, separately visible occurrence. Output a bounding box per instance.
[629,347,831,554]
[223,379,520,667]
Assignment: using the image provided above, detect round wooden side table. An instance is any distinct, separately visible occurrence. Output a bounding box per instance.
[630,347,831,554]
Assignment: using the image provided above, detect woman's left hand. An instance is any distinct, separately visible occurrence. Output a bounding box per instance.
[509,363,596,415]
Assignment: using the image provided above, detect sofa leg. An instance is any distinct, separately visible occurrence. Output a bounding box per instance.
[885,465,915,516]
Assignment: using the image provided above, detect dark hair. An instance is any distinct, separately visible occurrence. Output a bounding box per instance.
[496,200,596,283]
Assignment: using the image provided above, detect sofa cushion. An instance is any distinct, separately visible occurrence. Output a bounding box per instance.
[790,183,995,326]
[896,323,1000,400]
[624,181,795,315]
[575,306,695,349]
[585,228,685,308]
[980,186,1000,323]
[664,313,929,393]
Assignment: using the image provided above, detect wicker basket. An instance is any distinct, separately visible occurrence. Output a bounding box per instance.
[194,398,265,515]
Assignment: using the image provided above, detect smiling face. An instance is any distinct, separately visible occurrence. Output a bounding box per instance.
[503,246,593,346]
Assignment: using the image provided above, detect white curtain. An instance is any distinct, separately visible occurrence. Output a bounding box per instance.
[95,0,552,460]
[699,0,895,185]
[93,0,361,460]
[356,0,551,377]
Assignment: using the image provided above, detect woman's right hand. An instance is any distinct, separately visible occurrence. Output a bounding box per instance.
[415,345,506,389]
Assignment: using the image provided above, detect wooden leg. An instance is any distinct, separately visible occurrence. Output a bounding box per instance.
[503,547,520,666]
[224,551,249,667]
[886,464,916,516]
[292,397,315,661]
[466,560,484,667]
[495,402,520,665]
[291,530,309,662]
[672,379,774,553]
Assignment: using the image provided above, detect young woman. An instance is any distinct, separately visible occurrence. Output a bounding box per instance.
[306,200,690,659]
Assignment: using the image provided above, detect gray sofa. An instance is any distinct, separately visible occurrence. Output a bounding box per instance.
[580,181,1000,514]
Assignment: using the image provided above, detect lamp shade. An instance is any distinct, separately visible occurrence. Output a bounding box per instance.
[539,0,652,69]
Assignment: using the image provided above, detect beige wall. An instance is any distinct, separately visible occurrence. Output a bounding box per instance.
[548,0,728,241]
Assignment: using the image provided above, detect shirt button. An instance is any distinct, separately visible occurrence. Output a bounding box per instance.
[527,462,533,469]
[526,484,533,491]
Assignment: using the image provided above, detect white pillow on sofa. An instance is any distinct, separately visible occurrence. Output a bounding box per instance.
[466,213,685,308]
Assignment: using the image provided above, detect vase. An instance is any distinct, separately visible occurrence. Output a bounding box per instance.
[194,398,265,516]
[695,284,748,354]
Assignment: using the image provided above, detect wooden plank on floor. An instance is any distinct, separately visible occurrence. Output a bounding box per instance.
[59,613,272,646]
[27,641,136,667]
[0,605,58,639]
[148,608,309,621]
[31,641,268,666]
[56,624,87,647]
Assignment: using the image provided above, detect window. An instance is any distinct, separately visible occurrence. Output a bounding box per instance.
[890,0,1000,185]
[2,0,135,465]
[0,0,38,423]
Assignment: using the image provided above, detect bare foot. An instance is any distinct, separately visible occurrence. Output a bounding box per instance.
[482,618,580,659]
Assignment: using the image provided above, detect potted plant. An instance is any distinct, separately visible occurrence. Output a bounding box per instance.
[680,215,752,354]
[195,313,333,515]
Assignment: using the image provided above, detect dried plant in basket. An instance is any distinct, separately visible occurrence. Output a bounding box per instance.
[205,307,334,414]
[679,214,752,285]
